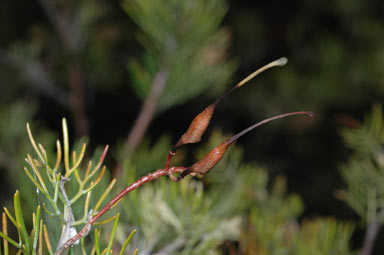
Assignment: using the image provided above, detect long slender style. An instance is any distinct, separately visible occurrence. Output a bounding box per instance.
[177,111,313,180]
[165,57,288,169]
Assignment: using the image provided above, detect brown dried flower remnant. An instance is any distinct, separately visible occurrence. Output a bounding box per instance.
[177,111,313,180]
[166,57,288,169]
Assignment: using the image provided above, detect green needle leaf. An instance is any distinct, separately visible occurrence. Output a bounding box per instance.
[119,229,136,255]
[14,191,30,252]
[106,213,120,253]
[95,228,101,255]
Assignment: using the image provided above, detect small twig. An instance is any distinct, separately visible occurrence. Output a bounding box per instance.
[55,166,185,255]
[37,0,89,138]
[56,177,77,254]
[0,49,70,107]
[37,0,77,51]
[156,236,187,254]
[124,68,169,155]
[360,221,381,255]
[68,59,89,138]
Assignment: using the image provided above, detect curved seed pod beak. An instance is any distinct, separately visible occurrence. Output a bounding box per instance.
[178,111,313,179]
[174,57,288,149]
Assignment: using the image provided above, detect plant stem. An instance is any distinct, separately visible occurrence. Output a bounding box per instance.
[124,69,168,155]
[38,0,89,138]
[68,59,88,138]
[0,49,70,107]
[55,166,185,255]
[360,221,381,255]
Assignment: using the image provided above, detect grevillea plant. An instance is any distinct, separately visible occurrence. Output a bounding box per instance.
[56,57,312,254]
[0,57,313,255]
[0,119,137,255]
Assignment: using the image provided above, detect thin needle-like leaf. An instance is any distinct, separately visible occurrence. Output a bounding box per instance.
[41,203,55,217]
[26,123,45,164]
[2,213,9,255]
[14,191,29,252]
[23,167,57,212]
[53,140,62,172]
[69,143,86,173]
[71,166,106,204]
[53,173,61,204]
[72,191,92,227]
[38,144,47,164]
[72,150,77,167]
[3,208,16,228]
[38,219,43,255]
[83,167,106,194]
[84,161,92,178]
[26,155,48,192]
[43,225,53,255]
[94,179,116,212]
[0,230,21,249]
[84,191,92,219]
[85,146,109,183]
[37,144,55,182]
[62,118,70,177]
[105,213,120,254]
[80,238,87,255]
[32,206,41,252]
[95,228,101,255]
[119,229,136,255]
[74,169,82,186]
[93,215,117,226]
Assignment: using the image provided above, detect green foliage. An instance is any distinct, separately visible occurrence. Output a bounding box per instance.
[293,218,354,255]
[339,104,384,223]
[123,0,235,112]
[121,129,354,254]
[240,178,303,255]
[0,101,56,215]
[123,174,240,255]
[0,119,135,254]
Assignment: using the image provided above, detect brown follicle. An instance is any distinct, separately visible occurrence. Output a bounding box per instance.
[189,141,231,175]
[177,111,313,180]
[175,103,217,148]
[173,58,288,151]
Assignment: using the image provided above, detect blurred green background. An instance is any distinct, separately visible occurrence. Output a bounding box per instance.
[1,0,384,254]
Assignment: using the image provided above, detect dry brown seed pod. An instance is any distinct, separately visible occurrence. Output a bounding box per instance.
[177,111,312,180]
[174,57,288,149]
[174,103,217,148]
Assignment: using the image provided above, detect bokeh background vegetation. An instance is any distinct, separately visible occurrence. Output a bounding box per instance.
[1,0,384,254]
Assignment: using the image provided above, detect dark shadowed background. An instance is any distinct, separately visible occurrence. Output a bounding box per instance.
[1,0,384,254]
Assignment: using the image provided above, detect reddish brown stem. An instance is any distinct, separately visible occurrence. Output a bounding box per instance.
[165,149,176,169]
[56,166,186,255]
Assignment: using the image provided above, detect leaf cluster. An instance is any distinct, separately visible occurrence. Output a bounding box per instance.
[0,119,136,254]
[339,104,384,223]
[124,0,235,112]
